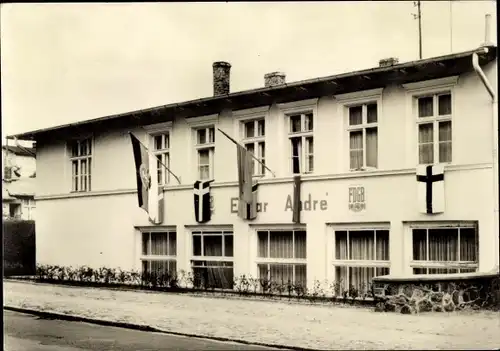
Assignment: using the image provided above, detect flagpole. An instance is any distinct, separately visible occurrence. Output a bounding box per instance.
[217,128,277,178]
[128,132,182,185]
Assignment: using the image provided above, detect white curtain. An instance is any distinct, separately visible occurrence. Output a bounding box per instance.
[438,94,452,115]
[306,137,314,172]
[366,128,378,168]
[269,231,294,258]
[151,233,167,255]
[349,131,363,169]
[198,150,210,180]
[349,106,362,125]
[367,103,378,123]
[168,232,176,256]
[334,230,390,296]
[412,228,477,274]
[259,263,307,288]
[257,231,307,288]
[418,123,434,164]
[418,97,433,117]
[438,121,452,163]
[245,143,255,175]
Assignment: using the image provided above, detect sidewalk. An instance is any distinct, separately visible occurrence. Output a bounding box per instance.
[4,280,500,350]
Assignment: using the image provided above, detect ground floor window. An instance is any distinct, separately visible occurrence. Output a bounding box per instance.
[333,229,390,296]
[141,231,177,275]
[191,230,234,289]
[411,224,478,274]
[257,229,307,288]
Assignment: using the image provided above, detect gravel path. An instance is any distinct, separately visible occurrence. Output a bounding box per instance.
[4,280,500,350]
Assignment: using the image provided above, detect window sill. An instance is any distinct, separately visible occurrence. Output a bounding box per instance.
[349,167,377,172]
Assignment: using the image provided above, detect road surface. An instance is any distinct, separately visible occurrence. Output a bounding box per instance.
[4,310,285,351]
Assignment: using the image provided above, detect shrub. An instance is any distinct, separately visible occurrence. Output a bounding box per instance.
[28,263,391,306]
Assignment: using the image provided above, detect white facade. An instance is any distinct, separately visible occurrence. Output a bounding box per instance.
[31,57,498,293]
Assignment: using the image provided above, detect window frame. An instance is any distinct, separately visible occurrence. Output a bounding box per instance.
[21,198,36,220]
[414,92,453,165]
[234,106,270,178]
[334,88,383,172]
[241,118,266,177]
[255,228,307,286]
[140,228,177,274]
[191,229,234,261]
[145,122,173,187]
[185,115,218,183]
[408,221,479,274]
[190,228,235,290]
[328,223,390,296]
[194,126,215,181]
[278,99,318,176]
[402,76,458,167]
[67,136,94,193]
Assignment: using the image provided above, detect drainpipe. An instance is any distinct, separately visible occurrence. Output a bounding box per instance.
[472,46,498,273]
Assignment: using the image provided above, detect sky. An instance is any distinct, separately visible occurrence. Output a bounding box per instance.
[1,1,497,141]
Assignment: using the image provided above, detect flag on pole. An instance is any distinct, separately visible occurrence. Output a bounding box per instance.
[237,144,258,220]
[292,175,302,223]
[194,180,214,223]
[248,182,259,220]
[130,133,163,224]
[416,164,445,214]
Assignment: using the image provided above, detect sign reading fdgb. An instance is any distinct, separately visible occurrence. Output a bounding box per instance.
[349,186,366,212]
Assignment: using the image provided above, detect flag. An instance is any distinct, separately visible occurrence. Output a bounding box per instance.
[194,180,214,223]
[247,182,259,220]
[292,175,302,223]
[130,133,163,224]
[237,144,257,220]
[416,164,445,214]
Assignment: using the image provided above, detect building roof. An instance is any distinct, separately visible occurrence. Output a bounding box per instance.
[2,145,36,157]
[3,178,36,197]
[9,46,497,141]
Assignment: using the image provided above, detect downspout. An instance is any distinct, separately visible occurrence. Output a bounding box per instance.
[472,47,499,273]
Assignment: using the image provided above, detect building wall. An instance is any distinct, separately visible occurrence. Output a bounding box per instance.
[2,149,36,179]
[34,62,499,284]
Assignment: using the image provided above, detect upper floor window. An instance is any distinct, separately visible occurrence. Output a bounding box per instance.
[288,112,314,174]
[152,133,170,185]
[348,103,378,170]
[417,93,452,164]
[242,119,265,176]
[195,126,215,180]
[69,138,92,192]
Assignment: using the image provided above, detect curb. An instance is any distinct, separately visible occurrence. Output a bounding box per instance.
[4,306,317,351]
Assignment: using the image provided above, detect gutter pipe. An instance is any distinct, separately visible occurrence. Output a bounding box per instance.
[472,45,498,273]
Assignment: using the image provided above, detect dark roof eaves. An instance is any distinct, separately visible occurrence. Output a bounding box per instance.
[9,46,496,140]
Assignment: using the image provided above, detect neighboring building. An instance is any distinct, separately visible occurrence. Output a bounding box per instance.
[2,144,36,220]
[9,45,498,294]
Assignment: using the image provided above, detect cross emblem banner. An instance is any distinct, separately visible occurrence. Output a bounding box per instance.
[416,164,445,214]
[193,180,214,223]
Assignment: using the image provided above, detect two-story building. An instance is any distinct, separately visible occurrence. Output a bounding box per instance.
[9,45,498,294]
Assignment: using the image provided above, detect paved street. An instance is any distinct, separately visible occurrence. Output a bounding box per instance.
[3,310,283,351]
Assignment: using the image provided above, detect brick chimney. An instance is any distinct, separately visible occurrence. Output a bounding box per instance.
[379,57,399,67]
[264,72,286,87]
[213,61,231,96]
